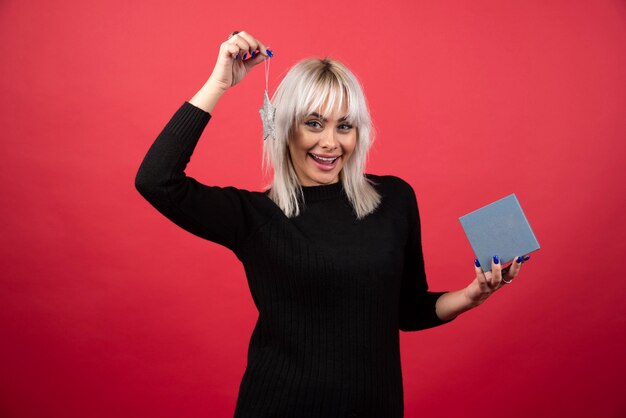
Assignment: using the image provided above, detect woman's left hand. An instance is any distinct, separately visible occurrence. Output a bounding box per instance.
[463,255,530,307]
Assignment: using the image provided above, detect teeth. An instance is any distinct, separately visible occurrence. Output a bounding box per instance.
[311,154,338,162]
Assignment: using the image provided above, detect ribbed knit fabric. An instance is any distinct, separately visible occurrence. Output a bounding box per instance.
[135,102,455,418]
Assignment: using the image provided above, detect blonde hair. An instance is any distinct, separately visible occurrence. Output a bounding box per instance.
[262,57,381,219]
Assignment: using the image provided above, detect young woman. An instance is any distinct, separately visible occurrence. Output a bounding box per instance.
[135,30,529,418]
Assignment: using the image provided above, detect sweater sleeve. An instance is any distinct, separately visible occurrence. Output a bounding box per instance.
[398,180,455,332]
[134,101,271,256]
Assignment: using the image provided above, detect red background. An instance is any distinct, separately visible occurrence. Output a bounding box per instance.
[2,1,625,417]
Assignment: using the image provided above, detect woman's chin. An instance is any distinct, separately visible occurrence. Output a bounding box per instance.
[303,171,340,186]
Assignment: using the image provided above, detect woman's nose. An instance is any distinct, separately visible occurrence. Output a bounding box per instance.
[319,129,339,149]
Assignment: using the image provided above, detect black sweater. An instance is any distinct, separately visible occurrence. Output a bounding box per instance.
[135,102,454,418]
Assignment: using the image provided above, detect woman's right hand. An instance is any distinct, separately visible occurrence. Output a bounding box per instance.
[207,31,271,92]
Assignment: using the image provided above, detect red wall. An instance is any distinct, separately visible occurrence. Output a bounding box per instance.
[1,1,625,417]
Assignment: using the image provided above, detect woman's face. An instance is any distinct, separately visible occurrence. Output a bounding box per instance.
[288,100,357,187]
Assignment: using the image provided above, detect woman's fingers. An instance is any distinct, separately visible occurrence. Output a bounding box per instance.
[228,31,271,75]
[239,31,270,57]
[230,31,270,60]
[505,256,523,281]
[474,260,490,292]
[229,31,255,56]
[506,254,531,282]
[490,255,502,288]
[244,47,269,69]
[220,40,238,59]
[227,34,251,60]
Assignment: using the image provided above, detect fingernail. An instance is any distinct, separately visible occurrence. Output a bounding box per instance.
[493,255,499,264]
[523,255,531,261]
[251,51,256,58]
[516,256,523,263]
[266,48,273,57]
[474,258,481,267]
[234,54,239,60]
[243,53,247,59]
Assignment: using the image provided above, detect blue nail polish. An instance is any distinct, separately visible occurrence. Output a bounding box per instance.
[474,259,481,267]
[493,255,499,264]
[243,53,247,59]
[266,48,273,57]
[251,51,256,58]
[523,255,531,261]
[516,256,523,263]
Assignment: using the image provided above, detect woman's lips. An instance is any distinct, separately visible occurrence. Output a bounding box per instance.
[308,153,340,171]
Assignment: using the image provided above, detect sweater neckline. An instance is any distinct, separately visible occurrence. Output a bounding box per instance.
[300,181,345,201]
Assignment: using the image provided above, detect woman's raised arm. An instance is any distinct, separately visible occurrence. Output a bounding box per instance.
[134,32,274,255]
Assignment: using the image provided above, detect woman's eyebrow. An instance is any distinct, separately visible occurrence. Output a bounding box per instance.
[308,112,350,122]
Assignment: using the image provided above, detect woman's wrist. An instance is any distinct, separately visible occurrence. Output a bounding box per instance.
[436,289,478,321]
[189,79,228,114]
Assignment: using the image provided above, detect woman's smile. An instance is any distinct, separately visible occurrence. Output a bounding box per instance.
[308,152,342,171]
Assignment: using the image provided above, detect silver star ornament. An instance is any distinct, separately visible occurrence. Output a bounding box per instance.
[259,90,276,141]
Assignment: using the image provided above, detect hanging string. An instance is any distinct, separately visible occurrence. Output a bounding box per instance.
[264,51,271,92]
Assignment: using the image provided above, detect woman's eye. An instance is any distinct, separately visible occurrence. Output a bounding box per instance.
[305,121,353,131]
